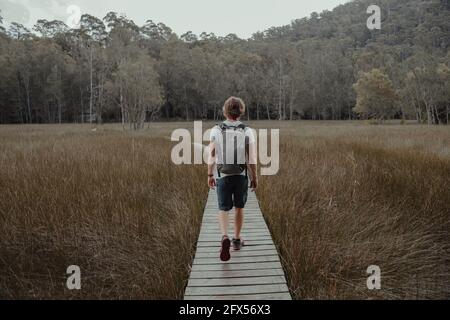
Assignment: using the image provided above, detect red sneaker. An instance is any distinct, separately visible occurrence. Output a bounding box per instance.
[220,236,231,262]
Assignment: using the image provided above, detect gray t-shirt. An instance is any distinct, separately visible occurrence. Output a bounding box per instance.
[210,121,256,179]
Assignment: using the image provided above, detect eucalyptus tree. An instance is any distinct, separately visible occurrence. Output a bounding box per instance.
[7,22,32,40]
[33,19,68,38]
[0,10,5,33]
[114,54,162,129]
[353,69,398,122]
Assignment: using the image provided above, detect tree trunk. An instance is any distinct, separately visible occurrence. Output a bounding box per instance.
[16,75,24,123]
[256,102,260,121]
[79,73,84,124]
[278,57,283,121]
[265,97,271,121]
[447,105,449,125]
[433,104,441,125]
[120,85,125,129]
[290,86,294,120]
[184,87,189,121]
[89,44,94,125]
[57,96,62,124]
[424,101,432,125]
[97,72,104,125]
[25,83,32,124]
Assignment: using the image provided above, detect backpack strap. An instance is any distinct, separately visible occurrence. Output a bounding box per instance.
[219,123,247,132]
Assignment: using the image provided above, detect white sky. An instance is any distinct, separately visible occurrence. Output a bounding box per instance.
[0,0,350,38]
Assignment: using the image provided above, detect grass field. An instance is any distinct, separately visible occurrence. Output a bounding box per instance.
[255,122,450,299]
[0,124,207,299]
[0,122,449,299]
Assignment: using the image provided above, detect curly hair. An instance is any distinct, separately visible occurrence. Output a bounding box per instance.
[223,97,246,120]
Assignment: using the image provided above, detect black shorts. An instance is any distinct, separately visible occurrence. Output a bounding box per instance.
[216,175,249,212]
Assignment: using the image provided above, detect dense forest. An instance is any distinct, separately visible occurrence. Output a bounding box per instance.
[0,0,449,126]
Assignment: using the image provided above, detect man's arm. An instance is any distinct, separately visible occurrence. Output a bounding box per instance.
[207,142,216,189]
[248,163,258,191]
[247,140,258,191]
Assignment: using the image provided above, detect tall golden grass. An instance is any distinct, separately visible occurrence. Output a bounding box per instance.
[256,122,450,299]
[0,122,449,300]
[0,124,207,299]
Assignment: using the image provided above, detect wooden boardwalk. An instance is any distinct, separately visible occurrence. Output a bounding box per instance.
[184,190,291,300]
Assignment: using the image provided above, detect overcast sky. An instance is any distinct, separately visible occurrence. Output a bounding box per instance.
[0,0,350,38]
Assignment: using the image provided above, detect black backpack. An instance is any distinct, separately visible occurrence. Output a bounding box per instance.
[216,123,249,177]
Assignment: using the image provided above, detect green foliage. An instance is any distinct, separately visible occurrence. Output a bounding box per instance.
[0,0,449,125]
[0,9,4,33]
[354,69,398,121]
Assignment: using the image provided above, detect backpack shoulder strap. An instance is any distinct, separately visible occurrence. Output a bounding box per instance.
[219,123,247,132]
[218,123,229,132]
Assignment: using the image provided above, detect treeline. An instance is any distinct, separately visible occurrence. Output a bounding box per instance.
[0,0,449,126]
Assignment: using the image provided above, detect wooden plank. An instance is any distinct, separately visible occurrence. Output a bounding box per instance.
[200,229,270,234]
[200,229,268,234]
[191,262,283,272]
[203,211,262,215]
[202,222,266,226]
[200,230,269,235]
[198,235,272,242]
[196,239,274,247]
[195,249,279,258]
[188,276,286,287]
[188,269,285,279]
[200,231,270,236]
[201,218,264,222]
[201,224,268,230]
[195,244,277,253]
[202,218,265,223]
[185,292,292,301]
[198,233,271,239]
[185,284,290,296]
[199,233,270,238]
[193,255,280,265]
[201,222,266,226]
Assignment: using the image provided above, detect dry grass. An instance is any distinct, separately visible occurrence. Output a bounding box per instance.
[256,122,450,299]
[1,122,449,300]
[0,124,207,299]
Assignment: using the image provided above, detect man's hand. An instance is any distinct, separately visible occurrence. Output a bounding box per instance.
[250,179,258,192]
[208,176,216,190]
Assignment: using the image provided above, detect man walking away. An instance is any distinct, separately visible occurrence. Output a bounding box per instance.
[208,97,258,262]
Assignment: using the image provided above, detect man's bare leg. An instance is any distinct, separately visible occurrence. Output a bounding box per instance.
[219,211,229,237]
[219,211,231,261]
[234,208,244,240]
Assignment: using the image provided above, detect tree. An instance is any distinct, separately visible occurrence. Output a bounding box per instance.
[0,10,5,33]
[33,20,68,38]
[79,14,107,42]
[180,31,198,43]
[8,23,32,40]
[77,15,108,124]
[436,63,450,124]
[159,36,197,120]
[404,52,448,125]
[114,55,162,130]
[353,69,398,122]
[0,0,449,124]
